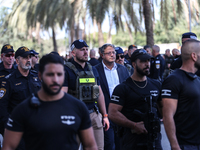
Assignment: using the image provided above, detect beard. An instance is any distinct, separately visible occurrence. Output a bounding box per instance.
[194,55,200,70]
[19,61,31,70]
[76,55,88,63]
[136,65,150,76]
[42,79,62,96]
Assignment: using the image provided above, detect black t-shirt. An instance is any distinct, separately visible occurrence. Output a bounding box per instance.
[6,93,91,150]
[162,69,200,145]
[111,77,161,125]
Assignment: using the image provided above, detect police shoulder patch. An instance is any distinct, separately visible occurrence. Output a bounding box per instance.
[0,88,6,99]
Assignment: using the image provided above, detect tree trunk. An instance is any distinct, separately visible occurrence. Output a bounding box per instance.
[124,14,134,43]
[97,22,104,47]
[142,0,154,47]
[82,16,87,41]
[107,13,113,43]
[171,0,177,24]
[35,22,41,44]
[93,20,96,46]
[52,27,58,52]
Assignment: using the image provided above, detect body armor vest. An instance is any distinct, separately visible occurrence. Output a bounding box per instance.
[65,62,99,103]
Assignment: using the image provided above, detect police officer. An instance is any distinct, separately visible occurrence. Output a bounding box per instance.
[0,44,16,136]
[0,44,16,82]
[0,46,41,149]
[109,49,163,150]
[62,39,109,150]
[2,53,97,150]
[30,49,39,72]
[149,45,165,81]
[115,46,133,75]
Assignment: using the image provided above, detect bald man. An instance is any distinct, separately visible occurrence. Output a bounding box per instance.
[88,49,100,66]
[162,39,200,150]
[149,45,165,81]
[172,49,181,58]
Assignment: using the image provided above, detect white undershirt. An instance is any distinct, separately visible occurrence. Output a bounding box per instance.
[102,62,120,97]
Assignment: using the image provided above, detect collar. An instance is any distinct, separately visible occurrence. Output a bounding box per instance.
[102,61,117,70]
[0,62,16,71]
[15,68,31,78]
[71,59,88,71]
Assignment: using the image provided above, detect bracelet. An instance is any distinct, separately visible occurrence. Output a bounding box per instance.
[103,114,108,118]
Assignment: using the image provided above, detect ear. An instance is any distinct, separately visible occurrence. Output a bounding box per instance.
[15,57,20,65]
[191,52,197,62]
[132,61,136,68]
[71,49,76,57]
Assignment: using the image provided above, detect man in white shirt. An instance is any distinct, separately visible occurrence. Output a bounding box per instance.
[95,43,129,150]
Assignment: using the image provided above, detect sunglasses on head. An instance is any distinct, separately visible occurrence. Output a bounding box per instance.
[116,55,125,59]
[4,53,15,57]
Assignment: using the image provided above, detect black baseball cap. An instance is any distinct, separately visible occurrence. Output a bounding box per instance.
[70,39,88,51]
[182,32,197,39]
[15,46,34,59]
[1,44,14,54]
[30,50,39,55]
[131,49,153,62]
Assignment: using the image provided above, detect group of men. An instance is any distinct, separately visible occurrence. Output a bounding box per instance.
[0,31,200,150]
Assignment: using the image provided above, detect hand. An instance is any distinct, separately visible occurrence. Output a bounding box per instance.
[131,121,148,134]
[103,117,110,131]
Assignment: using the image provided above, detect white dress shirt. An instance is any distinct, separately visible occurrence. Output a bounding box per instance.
[102,62,120,97]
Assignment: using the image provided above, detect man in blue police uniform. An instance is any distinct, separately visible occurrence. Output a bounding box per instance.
[0,46,41,149]
[0,44,16,82]
[109,49,162,150]
[149,45,165,81]
[162,39,200,150]
[62,39,109,150]
[30,49,39,72]
[0,44,17,136]
[2,53,97,150]
[95,44,129,150]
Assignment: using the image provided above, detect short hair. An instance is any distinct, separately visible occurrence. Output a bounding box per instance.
[144,45,151,50]
[39,53,64,74]
[128,45,137,50]
[99,44,115,54]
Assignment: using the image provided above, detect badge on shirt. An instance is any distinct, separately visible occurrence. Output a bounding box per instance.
[33,77,38,81]
[0,88,6,99]
[155,60,160,69]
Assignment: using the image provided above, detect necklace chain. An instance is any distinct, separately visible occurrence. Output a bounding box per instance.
[131,78,147,88]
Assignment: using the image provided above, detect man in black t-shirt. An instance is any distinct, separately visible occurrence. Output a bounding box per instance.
[2,54,97,150]
[108,49,163,150]
[162,39,200,150]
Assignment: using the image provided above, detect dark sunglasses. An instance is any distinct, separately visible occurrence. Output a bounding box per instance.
[116,55,125,59]
[4,53,15,57]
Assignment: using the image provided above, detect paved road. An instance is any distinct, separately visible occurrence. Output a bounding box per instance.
[161,123,171,150]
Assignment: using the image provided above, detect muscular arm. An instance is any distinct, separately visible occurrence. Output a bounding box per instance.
[96,86,109,131]
[2,129,23,150]
[108,103,147,134]
[162,98,180,150]
[79,127,97,150]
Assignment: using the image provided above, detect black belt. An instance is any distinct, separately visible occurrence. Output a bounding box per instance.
[88,108,95,114]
